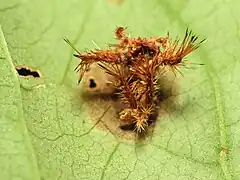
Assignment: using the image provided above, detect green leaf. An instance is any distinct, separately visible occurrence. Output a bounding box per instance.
[0,0,240,179]
[0,26,40,180]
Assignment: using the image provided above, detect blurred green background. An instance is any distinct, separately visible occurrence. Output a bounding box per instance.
[0,0,240,179]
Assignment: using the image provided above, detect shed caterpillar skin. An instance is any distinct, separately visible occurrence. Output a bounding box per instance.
[64,27,205,135]
[81,63,116,95]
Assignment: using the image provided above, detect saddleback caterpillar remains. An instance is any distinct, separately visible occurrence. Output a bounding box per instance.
[64,26,205,135]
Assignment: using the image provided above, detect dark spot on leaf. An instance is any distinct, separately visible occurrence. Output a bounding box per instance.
[89,78,97,88]
[120,123,136,131]
[16,66,41,78]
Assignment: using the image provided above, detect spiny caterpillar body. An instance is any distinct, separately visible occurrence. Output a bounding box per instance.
[64,26,205,135]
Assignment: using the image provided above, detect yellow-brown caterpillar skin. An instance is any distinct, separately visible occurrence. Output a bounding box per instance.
[65,26,205,134]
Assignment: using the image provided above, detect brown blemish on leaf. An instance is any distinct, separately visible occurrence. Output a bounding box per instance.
[15,65,42,78]
[107,0,125,6]
[220,146,230,159]
[81,92,136,140]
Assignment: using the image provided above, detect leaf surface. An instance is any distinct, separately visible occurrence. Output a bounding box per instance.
[0,0,240,179]
[0,26,40,180]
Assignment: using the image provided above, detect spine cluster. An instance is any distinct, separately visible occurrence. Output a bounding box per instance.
[64,27,205,134]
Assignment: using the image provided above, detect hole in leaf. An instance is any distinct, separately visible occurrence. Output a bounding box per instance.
[15,66,41,78]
